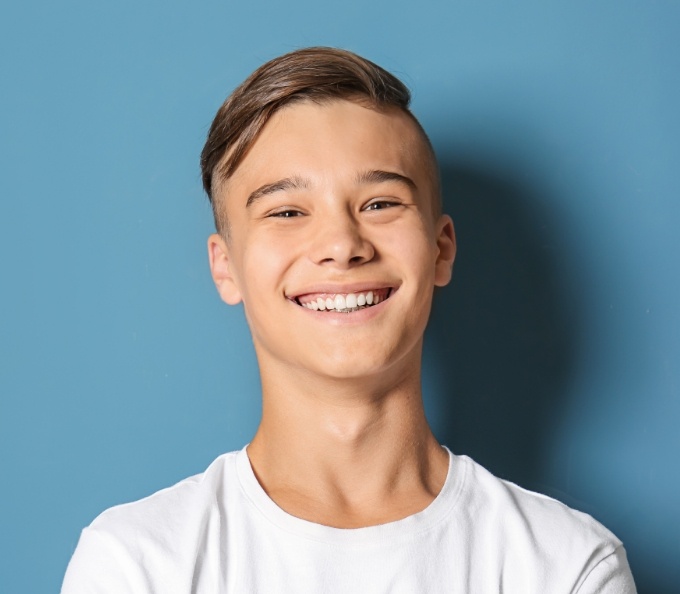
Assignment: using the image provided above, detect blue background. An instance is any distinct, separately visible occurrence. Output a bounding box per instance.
[1,1,678,591]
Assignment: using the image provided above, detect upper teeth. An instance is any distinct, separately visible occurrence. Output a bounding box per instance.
[299,290,384,312]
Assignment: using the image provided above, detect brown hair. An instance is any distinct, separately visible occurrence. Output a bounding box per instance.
[200,47,439,231]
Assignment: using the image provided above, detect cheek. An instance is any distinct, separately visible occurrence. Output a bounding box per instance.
[239,237,295,306]
[382,223,437,278]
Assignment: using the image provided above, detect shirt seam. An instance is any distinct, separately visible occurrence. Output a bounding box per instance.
[235,449,469,546]
[573,545,625,594]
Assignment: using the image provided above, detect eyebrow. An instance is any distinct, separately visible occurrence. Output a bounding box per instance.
[246,176,310,208]
[245,170,416,208]
[356,169,417,191]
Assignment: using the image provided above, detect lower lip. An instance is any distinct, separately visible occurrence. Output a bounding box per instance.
[292,295,392,324]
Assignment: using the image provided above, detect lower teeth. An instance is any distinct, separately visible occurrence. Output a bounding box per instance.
[335,306,365,313]
[304,304,371,313]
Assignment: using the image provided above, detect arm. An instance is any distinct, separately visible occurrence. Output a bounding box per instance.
[61,528,150,594]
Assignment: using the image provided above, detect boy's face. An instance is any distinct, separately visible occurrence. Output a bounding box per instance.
[208,100,455,383]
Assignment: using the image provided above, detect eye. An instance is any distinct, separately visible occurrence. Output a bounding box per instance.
[363,199,400,211]
[268,208,304,218]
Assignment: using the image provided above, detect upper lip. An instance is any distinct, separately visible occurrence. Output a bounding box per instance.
[286,282,398,300]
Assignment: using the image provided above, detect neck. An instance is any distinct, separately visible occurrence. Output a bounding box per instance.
[246,353,448,528]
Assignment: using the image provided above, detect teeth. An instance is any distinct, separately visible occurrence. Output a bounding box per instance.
[297,289,390,312]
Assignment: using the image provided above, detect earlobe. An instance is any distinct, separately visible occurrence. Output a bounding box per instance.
[207,233,243,305]
[434,215,456,287]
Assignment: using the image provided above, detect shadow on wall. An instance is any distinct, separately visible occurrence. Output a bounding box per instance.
[426,161,577,493]
[424,161,671,594]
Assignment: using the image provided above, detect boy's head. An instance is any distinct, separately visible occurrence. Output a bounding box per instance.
[200,47,440,233]
[203,48,455,382]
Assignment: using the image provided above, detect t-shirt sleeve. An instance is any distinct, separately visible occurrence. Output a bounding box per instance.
[61,527,150,594]
[575,546,637,594]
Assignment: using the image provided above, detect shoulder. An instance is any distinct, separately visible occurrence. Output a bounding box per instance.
[450,454,636,592]
[62,450,241,594]
[455,453,620,547]
[90,450,238,537]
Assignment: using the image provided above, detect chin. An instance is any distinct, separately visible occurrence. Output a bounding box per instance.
[305,347,412,384]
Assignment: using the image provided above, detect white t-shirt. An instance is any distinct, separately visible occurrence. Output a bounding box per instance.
[62,447,636,593]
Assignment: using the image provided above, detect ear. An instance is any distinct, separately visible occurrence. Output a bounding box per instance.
[207,233,243,305]
[433,215,456,287]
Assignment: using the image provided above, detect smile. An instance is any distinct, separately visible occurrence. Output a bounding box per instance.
[294,288,392,313]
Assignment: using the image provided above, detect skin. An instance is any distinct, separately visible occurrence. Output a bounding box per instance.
[208,99,456,528]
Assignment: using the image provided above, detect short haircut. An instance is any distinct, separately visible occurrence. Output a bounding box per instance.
[200,47,440,232]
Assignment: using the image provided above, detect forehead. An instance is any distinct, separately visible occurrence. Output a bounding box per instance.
[224,99,431,192]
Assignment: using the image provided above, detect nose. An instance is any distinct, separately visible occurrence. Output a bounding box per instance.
[310,209,374,268]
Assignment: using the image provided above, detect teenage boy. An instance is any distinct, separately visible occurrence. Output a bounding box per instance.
[62,47,636,593]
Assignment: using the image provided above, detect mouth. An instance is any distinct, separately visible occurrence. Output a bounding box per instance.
[292,288,393,313]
